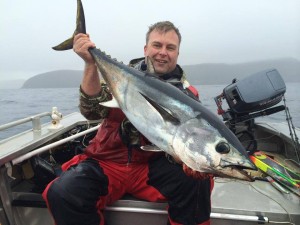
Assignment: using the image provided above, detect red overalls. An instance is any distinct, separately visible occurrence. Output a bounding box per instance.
[43,79,213,225]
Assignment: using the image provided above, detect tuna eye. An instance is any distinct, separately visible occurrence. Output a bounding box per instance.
[216,142,230,154]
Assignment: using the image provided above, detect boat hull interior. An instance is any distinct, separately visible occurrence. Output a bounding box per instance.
[0,111,299,225]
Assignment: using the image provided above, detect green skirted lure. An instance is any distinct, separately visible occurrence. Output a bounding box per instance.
[250,151,300,196]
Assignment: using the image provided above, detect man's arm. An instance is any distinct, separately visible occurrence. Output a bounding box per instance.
[74,33,111,120]
[81,63,101,96]
[79,83,111,120]
[73,33,101,96]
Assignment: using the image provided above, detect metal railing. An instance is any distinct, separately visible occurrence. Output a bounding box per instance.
[12,124,100,165]
[105,206,269,223]
[0,112,51,132]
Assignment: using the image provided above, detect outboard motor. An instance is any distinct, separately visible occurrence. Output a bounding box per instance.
[214,68,286,153]
[215,68,286,124]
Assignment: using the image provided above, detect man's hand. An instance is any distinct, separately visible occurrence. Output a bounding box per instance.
[73,33,96,64]
[183,163,214,179]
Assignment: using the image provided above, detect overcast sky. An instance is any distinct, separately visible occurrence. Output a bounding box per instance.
[1,0,300,81]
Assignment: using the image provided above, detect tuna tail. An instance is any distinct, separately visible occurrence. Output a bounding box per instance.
[52,0,86,51]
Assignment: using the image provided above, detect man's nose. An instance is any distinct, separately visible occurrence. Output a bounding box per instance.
[159,47,167,56]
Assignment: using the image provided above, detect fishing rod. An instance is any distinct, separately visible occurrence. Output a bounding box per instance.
[283,96,300,163]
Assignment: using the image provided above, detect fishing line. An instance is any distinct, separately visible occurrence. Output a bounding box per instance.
[282,157,300,182]
[245,180,294,225]
[242,133,278,144]
[213,178,295,224]
[81,120,91,148]
[250,123,299,167]
[254,122,282,135]
[284,158,300,167]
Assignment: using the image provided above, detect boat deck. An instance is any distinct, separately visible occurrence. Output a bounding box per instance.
[0,112,299,225]
[8,178,300,225]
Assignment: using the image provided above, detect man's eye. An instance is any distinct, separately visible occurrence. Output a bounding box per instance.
[168,47,176,51]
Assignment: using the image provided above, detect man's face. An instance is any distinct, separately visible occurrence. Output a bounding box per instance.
[144,29,180,75]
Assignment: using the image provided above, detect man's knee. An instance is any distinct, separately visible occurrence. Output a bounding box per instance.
[148,157,212,225]
[42,158,108,225]
[43,158,109,209]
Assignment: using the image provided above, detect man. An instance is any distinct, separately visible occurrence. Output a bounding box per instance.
[43,21,214,225]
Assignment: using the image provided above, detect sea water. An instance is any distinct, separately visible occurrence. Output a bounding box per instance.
[0,83,299,140]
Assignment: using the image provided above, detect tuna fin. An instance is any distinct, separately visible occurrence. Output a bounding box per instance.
[140,93,180,125]
[99,98,120,108]
[52,0,86,51]
[145,57,156,73]
[141,145,163,152]
[52,37,74,51]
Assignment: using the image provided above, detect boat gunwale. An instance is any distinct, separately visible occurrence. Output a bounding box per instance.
[0,112,99,166]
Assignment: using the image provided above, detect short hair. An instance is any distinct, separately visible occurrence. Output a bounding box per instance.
[146,21,181,45]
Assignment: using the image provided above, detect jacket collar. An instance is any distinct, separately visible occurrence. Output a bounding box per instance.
[129,57,183,83]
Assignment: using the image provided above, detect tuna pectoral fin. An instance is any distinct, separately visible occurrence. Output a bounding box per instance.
[99,98,120,108]
[140,93,180,125]
[141,145,163,152]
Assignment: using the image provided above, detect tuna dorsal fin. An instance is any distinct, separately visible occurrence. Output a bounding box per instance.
[145,57,156,74]
[140,93,180,125]
[99,97,120,108]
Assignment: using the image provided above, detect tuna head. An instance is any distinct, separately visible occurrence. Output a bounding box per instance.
[173,116,255,181]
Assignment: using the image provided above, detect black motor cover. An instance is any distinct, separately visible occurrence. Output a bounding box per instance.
[223,69,286,114]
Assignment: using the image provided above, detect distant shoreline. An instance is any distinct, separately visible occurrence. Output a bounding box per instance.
[1,58,299,89]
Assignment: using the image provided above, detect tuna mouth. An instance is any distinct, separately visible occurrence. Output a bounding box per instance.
[217,165,255,181]
[183,164,254,181]
[220,156,257,171]
[218,157,257,181]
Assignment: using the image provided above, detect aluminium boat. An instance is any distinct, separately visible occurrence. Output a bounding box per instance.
[0,69,299,225]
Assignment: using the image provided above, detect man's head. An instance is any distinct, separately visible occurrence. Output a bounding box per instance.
[144,21,181,75]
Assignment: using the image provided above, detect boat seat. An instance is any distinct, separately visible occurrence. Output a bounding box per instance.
[12,192,46,208]
[11,192,167,212]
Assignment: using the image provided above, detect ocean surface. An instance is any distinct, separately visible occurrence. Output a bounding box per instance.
[0,83,299,140]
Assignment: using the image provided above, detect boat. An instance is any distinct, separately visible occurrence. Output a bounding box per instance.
[0,69,299,225]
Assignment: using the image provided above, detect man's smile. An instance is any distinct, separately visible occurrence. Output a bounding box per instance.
[155,59,168,64]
